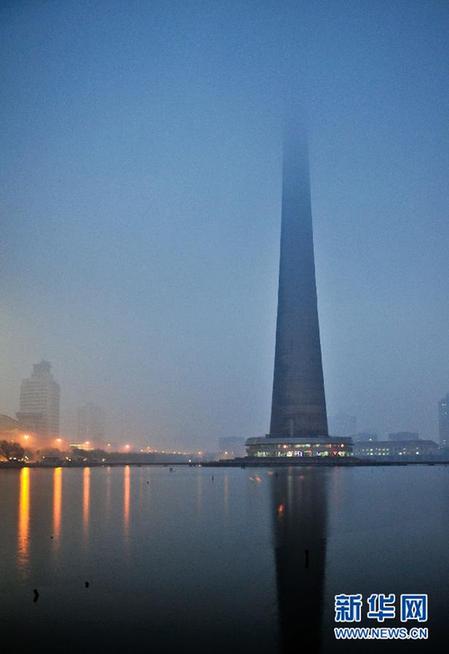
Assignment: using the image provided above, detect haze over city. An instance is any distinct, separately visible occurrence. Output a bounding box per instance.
[1,0,449,450]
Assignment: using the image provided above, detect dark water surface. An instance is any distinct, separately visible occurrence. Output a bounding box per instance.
[1,465,448,653]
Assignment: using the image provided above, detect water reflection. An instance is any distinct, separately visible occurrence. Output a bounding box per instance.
[53,467,62,545]
[17,467,30,573]
[123,465,130,536]
[83,467,90,539]
[196,471,203,515]
[138,467,145,512]
[106,466,112,521]
[3,465,448,653]
[223,474,229,516]
[271,468,329,653]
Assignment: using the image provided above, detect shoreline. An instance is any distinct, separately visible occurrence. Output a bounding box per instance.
[1,458,449,469]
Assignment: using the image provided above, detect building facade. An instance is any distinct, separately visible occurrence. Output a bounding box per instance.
[17,361,60,439]
[246,436,353,458]
[354,439,438,459]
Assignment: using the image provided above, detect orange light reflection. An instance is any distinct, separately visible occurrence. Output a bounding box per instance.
[53,467,62,543]
[83,467,90,537]
[123,465,130,534]
[18,468,30,571]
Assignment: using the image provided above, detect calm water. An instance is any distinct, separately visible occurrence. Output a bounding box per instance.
[1,465,448,653]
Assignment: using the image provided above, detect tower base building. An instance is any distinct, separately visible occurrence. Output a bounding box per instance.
[246,436,353,458]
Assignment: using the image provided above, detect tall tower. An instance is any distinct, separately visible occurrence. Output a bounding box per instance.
[269,126,328,438]
[17,360,60,439]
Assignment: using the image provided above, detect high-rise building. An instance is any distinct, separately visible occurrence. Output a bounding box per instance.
[269,125,328,438]
[439,394,449,448]
[17,361,60,438]
[246,122,352,459]
[77,402,105,445]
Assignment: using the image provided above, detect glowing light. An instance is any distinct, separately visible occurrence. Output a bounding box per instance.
[18,467,30,571]
[124,444,130,450]
[277,503,285,516]
[53,467,62,542]
[123,465,130,535]
[83,467,90,537]
[23,434,30,441]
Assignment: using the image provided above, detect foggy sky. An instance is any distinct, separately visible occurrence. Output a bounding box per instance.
[1,1,448,449]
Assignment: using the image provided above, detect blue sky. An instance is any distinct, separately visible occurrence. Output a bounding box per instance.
[1,1,448,448]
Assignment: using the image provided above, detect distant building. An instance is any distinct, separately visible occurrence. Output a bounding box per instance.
[354,439,438,459]
[17,361,60,439]
[439,394,449,448]
[329,413,357,437]
[218,437,245,458]
[388,431,419,441]
[351,432,378,442]
[77,403,105,445]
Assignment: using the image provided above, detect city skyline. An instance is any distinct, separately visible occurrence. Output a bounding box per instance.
[2,4,449,652]
[1,1,448,449]
[4,358,447,452]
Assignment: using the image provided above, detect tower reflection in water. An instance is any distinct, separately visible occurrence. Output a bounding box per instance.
[271,468,329,653]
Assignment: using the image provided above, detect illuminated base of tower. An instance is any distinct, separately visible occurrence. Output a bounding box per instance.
[245,435,353,458]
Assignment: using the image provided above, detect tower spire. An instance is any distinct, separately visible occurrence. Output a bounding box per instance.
[269,122,328,437]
